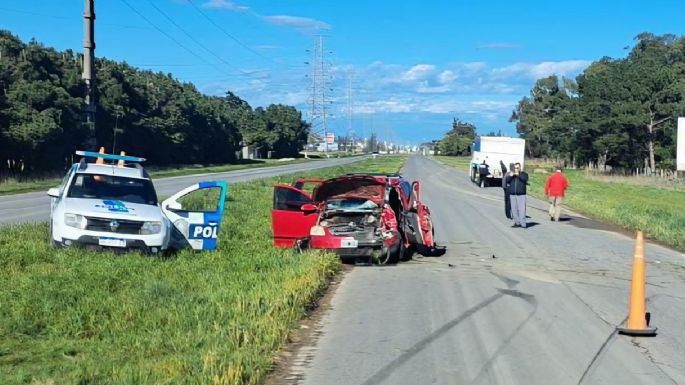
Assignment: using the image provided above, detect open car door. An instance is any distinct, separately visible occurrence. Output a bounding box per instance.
[272,184,319,248]
[407,181,446,256]
[161,181,228,251]
[292,178,324,194]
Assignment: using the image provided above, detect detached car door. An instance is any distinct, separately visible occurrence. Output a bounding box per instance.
[407,181,436,248]
[161,181,228,251]
[271,184,319,248]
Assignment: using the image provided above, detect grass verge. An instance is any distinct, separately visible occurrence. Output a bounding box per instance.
[0,159,311,196]
[433,156,685,251]
[0,156,406,385]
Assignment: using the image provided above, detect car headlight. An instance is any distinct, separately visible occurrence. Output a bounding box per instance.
[64,213,87,229]
[310,225,326,236]
[140,221,162,235]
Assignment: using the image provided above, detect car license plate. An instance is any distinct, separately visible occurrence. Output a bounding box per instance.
[99,237,127,248]
[340,238,358,248]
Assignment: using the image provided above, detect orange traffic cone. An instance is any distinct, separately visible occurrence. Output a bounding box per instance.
[617,231,657,336]
[95,147,105,164]
[117,151,126,167]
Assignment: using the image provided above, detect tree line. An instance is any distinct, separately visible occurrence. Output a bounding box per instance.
[435,33,685,172]
[0,30,309,177]
[511,33,685,171]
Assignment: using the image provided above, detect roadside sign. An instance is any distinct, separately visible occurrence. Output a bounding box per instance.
[325,132,335,144]
[678,118,685,171]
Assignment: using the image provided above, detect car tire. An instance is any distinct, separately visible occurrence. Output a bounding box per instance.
[378,245,400,265]
[399,241,413,261]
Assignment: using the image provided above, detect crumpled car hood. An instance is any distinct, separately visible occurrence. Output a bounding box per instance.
[313,176,386,203]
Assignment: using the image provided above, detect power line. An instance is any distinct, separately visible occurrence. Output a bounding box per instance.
[186,0,298,68]
[118,0,229,76]
[0,6,149,29]
[143,0,262,79]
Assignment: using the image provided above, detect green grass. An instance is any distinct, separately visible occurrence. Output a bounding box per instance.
[433,156,471,171]
[525,168,685,250]
[0,159,310,196]
[434,155,685,251]
[0,156,406,385]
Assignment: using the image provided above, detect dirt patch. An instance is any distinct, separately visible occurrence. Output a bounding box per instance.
[265,264,353,385]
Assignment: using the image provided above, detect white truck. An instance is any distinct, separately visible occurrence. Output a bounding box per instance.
[470,136,526,187]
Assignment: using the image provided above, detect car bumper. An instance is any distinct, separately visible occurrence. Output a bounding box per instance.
[57,235,162,253]
[309,235,399,257]
[55,226,167,252]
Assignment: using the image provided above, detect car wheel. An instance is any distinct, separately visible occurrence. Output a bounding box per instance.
[378,245,400,265]
[399,241,412,262]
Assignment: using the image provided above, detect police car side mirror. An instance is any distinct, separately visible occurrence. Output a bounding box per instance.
[47,187,60,198]
[166,201,183,211]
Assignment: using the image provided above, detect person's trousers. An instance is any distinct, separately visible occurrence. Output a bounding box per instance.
[510,194,527,228]
[549,196,563,221]
[503,189,512,219]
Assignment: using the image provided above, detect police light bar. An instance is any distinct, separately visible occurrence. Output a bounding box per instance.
[75,150,146,163]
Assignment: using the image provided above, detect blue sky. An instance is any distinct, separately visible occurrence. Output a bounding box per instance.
[2,0,684,145]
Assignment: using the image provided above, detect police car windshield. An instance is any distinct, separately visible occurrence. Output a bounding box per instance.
[67,174,158,205]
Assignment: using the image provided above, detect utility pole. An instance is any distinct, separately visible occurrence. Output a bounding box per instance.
[82,0,96,148]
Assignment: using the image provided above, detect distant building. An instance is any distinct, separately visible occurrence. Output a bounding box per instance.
[316,142,339,152]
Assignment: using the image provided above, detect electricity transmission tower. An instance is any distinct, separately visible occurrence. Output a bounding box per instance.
[346,73,355,152]
[306,35,333,155]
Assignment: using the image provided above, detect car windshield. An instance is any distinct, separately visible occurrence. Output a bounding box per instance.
[67,173,158,205]
[326,198,378,211]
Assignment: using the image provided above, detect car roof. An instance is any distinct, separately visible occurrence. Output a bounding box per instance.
[72,163,150,180]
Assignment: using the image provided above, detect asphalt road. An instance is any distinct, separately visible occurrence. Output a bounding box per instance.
[288,155,685,385]
[0,157,365,226]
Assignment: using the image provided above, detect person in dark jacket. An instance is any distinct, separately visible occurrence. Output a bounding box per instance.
[478,160,489,187]
[500,160,512,219]
[505,162,528,228]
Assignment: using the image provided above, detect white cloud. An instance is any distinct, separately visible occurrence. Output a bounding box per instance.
[196,58,590,142]
[201,0,249,12]
[527,60,592,79]
[263,15,331,31]
[417,84,451,94]
[355,99,416,114]
[493,60,591,80]
[437,70,456,84]
[401,64,436,82]
[282,91,309,105]
[421,100,515,115]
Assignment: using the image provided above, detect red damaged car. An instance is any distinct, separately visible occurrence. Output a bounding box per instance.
[271,173,445,265]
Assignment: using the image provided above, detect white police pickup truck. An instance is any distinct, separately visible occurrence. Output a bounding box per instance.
[47,150,227,253]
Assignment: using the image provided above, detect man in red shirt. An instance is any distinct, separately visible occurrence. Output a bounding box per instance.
[544,168,570,222]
